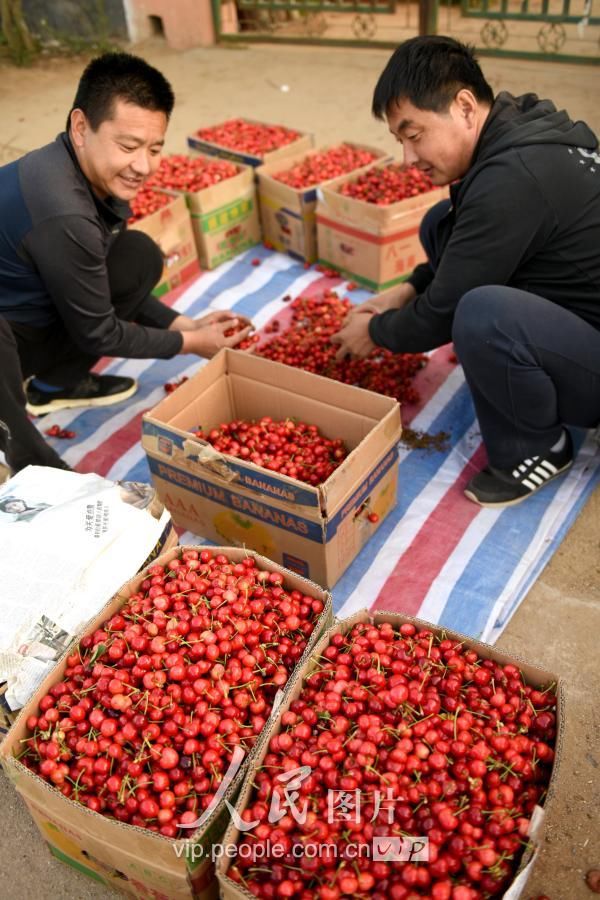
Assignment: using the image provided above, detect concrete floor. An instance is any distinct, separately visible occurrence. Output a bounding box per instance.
[0,40,599,900]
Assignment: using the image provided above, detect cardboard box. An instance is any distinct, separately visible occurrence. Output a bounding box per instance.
[129,193,200,298]
[316,163,449,291]
[141,350,402,588]
[257,143,390,263]
[187,118,314,169]
[181,156,261,270]
[216,609,564,900]
[0,545,332,899]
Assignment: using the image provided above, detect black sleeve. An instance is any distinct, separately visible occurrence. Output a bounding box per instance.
[136,294,181,330]
[405,261,434,295]
[22,215,183,359]
[368,160,551,353]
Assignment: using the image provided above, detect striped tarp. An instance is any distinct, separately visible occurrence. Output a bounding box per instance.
[31,248,600,644]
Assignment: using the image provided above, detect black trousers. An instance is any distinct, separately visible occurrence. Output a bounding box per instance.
[0,230,172,468]
[420,200,600,469]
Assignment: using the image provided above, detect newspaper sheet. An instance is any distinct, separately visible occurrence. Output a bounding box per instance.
[0,466,171,709]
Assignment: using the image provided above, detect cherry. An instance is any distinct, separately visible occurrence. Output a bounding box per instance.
[194,119,300,157]
[22,549,324,843]
[227,619,557,899]
[258,291,426,405]
[273,144,378,190]
[193,416,348,487]
[338,163,435,205]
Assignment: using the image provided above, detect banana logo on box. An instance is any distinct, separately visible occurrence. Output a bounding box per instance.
[213,510,277,558]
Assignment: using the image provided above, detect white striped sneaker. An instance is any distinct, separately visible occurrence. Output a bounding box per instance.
[464,430,573,507]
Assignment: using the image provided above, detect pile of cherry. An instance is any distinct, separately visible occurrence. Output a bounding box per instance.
[273,145,379,189]
[257,292,426,404]
[193,119,301,156]
[128,155,241,223]
[144,154,239,192]
[193,417,348,486]
[227,620,557,900]
[339,164,435,205]
[20,550,325,839]
[128,187,173,223]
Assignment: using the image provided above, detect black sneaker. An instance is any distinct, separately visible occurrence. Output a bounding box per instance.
[25,373,137,417]
[0,417,72,474]
[464,430,573,508]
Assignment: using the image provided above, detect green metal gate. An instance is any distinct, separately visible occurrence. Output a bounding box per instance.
[452,0,600,62]
[212,0,600,61]
[213,0,409,47]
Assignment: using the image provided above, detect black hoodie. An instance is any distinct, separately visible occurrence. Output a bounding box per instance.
[369,92,600,353]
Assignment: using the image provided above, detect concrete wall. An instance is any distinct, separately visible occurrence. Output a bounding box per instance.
[21,0,217,51]
[123,0,216,48]
[22,0,128,40]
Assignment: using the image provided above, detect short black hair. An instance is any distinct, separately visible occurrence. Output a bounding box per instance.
[372,36,494,119]
[67,52,175,132]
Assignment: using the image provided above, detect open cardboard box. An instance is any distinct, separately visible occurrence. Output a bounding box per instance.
[216,609,565,900]
[316,161,449,291]
[256,143,391,263]
[157,155,261,270]
[129,193,200,297]
[0,545,332,899]
[141,350,402,588]
[187,118,314,170]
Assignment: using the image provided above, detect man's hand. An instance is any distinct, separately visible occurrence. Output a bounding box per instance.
[180,316,253,359]
[170,310,252,332]
[331,313,377,361]
[347,282,416,319]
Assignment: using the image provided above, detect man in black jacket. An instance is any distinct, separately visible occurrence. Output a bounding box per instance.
[0,53,251,474]
[332,36,600,507]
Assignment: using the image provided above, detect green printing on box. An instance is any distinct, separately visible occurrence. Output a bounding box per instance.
[48,844,107,884]
[191,197,255,235]
[208,238,257,269]
[317,258,413,292]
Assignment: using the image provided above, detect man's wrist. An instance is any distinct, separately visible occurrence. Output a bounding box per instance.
[180,330,201,354]
[394,282,417,307]
[375,282,416,311]
[368,313,384,347]
[169,314,196,332]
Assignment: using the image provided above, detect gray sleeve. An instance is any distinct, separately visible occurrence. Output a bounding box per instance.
[22,215,183,359]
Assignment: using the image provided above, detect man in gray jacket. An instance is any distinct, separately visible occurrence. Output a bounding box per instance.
[0,52,251,473]
[333,36,600,507]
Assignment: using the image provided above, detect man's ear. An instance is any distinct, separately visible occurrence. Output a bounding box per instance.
[69,108,88,147]
[454,89,479,128]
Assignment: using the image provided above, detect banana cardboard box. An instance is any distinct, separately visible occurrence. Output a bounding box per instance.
[141,350,402,588]
[129,193,200,297]
[1,545,332,900]
[256,143,390,263]
[187,118,314,169]
[316,164,449,292]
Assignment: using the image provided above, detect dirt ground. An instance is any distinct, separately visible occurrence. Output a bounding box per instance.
[0,40,599,900]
